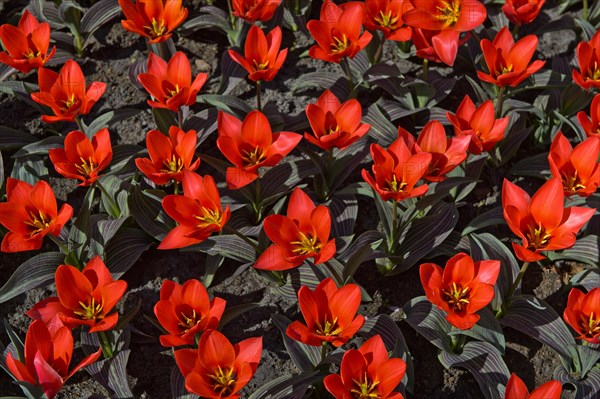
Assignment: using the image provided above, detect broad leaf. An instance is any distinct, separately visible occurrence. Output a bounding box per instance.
[0,252,64,303]
[271,314,321,372]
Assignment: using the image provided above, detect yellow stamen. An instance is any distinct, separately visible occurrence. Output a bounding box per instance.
[442,282,470,312]
[588,61,600,81]
[580,312,600,339]
[252,59,270,71]
[24,210,52,237]
[350,373,381,399]
[195,208,223,227]
[145,18,167,38]
[374,10,399,29]
[331,35,349,54]
[242,146,267,166]
[314,317,343,337]
[526,223,552,251]
[434,0,461,26]
[208,366,236,396]
[73,297,104,320]
[76,156,96,177]
[290,231,323,255]
[178,309,200,332]
[161,155,184,173]
[561,170,587,195]
[386,175,407,192]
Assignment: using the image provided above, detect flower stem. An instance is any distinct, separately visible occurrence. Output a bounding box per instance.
[177,108,184,129]
[506,262,529,300]
[75,115,85,133]
[256,81,262,111]
[98,330,113,358]
[495,86,505,118]
[95,180,121,218]
[390,200,399,249]
[48,235,71,256]
[253,178,262,222]
[222,225,261,253]
[320,342,328,363]
[422,58,429,81]
[340,58,354,95]
[173,181,180,195]
[373,36,384,65]
[583,0,589,21]
[226,0,237,30]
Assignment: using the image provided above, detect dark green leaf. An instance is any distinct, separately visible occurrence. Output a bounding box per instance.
[403,296,453,352]
[568,268,600,291]
[509,153,550,179]
[247,371,323,399]
[328,194,357,238]
[197,94,252,119]
[0,252,64,303]
[554,365,600,399]
[171,365,198,399]
[80,0,121,35]
[152,108,177,134]
[105,228,152,278]
[182,235,257,262]
[547,235,599,266]
[0,126,37,150]
[364,103,397,146]
[129,186,174,241]
[85,350,134,399]
[271,314,321,372]
[85,109,141,137]
[450,308,505,354]
[462,207,505,235]
[219,303,260,330]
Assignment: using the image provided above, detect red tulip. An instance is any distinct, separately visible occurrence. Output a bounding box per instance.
[563,288,600,344]
[0,179,73,253]
[5,319,102,399]
[304,89,370,150]
[159,171,230,249]
[138,52,208,112]
[505,373,562,399]
[118,0,188,43]
[135,126,200,186]
[286,278,365,346]
[548,132,600,197]
[578,94,600,138]
[254,188,336,271]
[362,0,412,42]
[31,60,106,123]
[48,128,112,186]
[0,10,55,73]
[502,0,546,26]
[174,329,262,399]
[306,0,373,63]
[502,178,595,262]
[228,26,288,83]
[420,253,500,329]
[403,0,487,33]
[232,0,281,23]
[154,279,226,347]
[411,28,469,67]
[446,95,509,154]
[573,30,600,90]
[362,130,432,202]
[27,256,128,333]
[478,27,546,87]
[324,335,406,399]
[217,110,301,190]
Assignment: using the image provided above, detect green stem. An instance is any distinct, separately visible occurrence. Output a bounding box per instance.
[75,115,85,133]
[253,178,262,222]
[48,235,71,256]
[340,58,354,96]
[177,108,184,129]
[450,331,467,353]
[583,0,589,21]
[422,58,429,81]
[325,261,344,286]
[511,23,519,39]
[222,225,261,253]
[174,181,180,195]
[256,81,262,111]
[226,0,237,29]
[95,180,121,218]
[373,37,384,65]
[74,32,84,58]
[98,331,114,358]
[496,86,505,119]
[320,342,328,363]
[390,200,399,249]
[506,262,530,299]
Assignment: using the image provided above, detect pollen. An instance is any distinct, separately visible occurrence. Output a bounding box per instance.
[146,18,167,38]
[526,223,551,251]
[442,282,470,312]
[252,59,270,72]
[579,312,600,339]
[73,297,104,321]
[386,174,407,193]
[374,10,399,29]
[178,309,201,332]
[291,231,323,255]
[76,156,96,178]
[195,208,223,227]
[24,210,52,237]
[314,317,343,337]
[242,146,267,167]
[331,34,349,54]
[161,155,184,173]
[208,365,236,396]
[434,0,461,26]
[350,372,381,399]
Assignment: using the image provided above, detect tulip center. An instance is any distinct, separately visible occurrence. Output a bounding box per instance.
[23,49,41,59]
[386,174,407,192]
[442,282,470,312]
[314,317,343,336]
[252,59,270,71]
[161,155,184,173]
[178,308,201,332]
[242,146,267,167]
[588,61,600,81]
[331,34,349,54]
[562,170,586,195]
[291,231,323,255]
[195,207,224,227]
[208,365,236,396]
[374,10,399,29]
[76,156,96,178]
[167,84,181,98]
[435,0,461,26]
[146,18,167,38]
[501,64,514,75]
[74,297,104,321]
[579,312,600,339]
[350,373,381,399]
[24,210,52,237]
[63,93,78,110]
[526,223,551,250]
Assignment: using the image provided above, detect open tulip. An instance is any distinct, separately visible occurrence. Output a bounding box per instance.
[31,60,106,123]
[478,27,546,87]
[135,126,200,185]
[232,0,282,23]
[154,279,226,347]
[505,373,562,399]
[563,288,600,344]
[138,51,208,112]
[324,335,406,399]
[254,188,336,271]
[502,178,595,262]
[573,30,600,90]
[118,0,188,43]
[48,128,112,186]
[286,278,365,346]
[578,94,600,138]
[228,26,288,83]
[412,28,469,66]
[446,96,509,154]
[27,256,128,333]
[5,319,102,399]
[420,253,500,329]
[174,329,262,399]
[0,10,55,73]
[502,0,546,26]
[307,0,373,63]
[159,171,230,249]
[304,89,370,150]
[362,0,412,42]
[0,178,73,253]
[548,132,599,197]
[217,110,301,190]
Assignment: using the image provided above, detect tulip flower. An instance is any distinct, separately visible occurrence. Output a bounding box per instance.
[362,131,432,202]
[411,28,469,67]
[0,10,55,73]
[573,30,600,90]
[135,126,200,186]
[446,96,509,154]
[548,132,600,197]
[502,0,546,26]
[502,178,595,262]
[362,0,412,42]
[217,110,301,190]
[27,256,128,332]
[48,128,112,186]
[254,188,336,271]
[478,27,546,88]
[304,89,371,150]
[505,373,562,399]
[232,0,281,23]
[420,253,500,329]
[578,94,600,138]
[154,279,226,347]
[31,60,106,123]
[306,0,373,63]
[118,0,188,43]
[286,278,365,346]
[0,178,73,253]
[174,329,262,399]
[228,26,288,83]
[563,288,600,344]
[5,319,102,399]
[159,171,230,249]
[137,52,208,112]
[324,335,406,399]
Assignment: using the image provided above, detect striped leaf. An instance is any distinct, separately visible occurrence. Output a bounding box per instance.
[80,0,121,35]
[328,194,357,238]
[247,371,323,399]
[509,153,550,179]
[197,94,252,119]
[171,365,198,399]
[0,126,36,150]
[129,186,174,241]
[84,350,133,399]
[182,235,257,262]
[274,263,328,300]
[85,109,141,137]
[462,207,505,235]
[403,296,453,352]
[260,159,318,205]
[10,156,48,185]
[568,269,600,291]
[554,365,600,399]
[0,149,3,188]
[364,103,397,146]
[105,228,152,278]
[449,308,505,354]
[547,235,599,266]
[0,252,64,303]
[271,314,321,372]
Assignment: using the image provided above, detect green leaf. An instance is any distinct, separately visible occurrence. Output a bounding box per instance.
[0,126,37,150]
[80,0,121,35]
[197,94,252,119]
[271,314,321,372]
[85,109,141,137]
[547,235,599,266]
[247,371,323,399]
[0,252,64,303]
[364,103,398,146]
[182,235,257,262]
[170,365,198,399]
[450,308,505,354]
[274,263,328,301]
[328,194,357,238]
[554,365,600,399]
[201,254,223,287]
[0,150,4,189]
[105,228,152,278]
[403,296,453,352]
[508,152,550,179]
[568,268,600,291]
[462,207,505,235]
[13,136,64,157]
[152,108,177,134]
[85,350,134,399]
[260,159,319,205]
[219,303,260,330]
[68,186,95,260]
[292,72,349,99]
[89,215,128,258]
[129,186,174,241]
